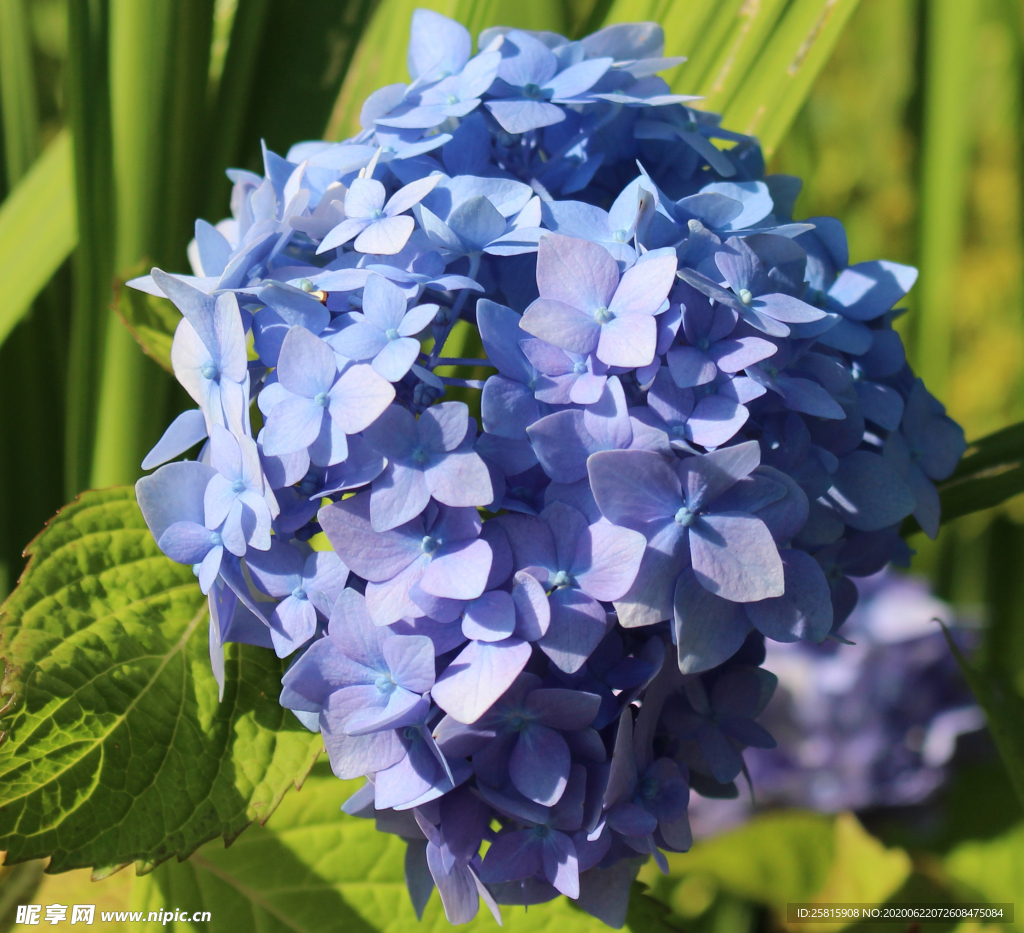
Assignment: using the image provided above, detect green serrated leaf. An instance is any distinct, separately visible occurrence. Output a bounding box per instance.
[133,764,653,932]
[0,487,323,873]
[0,129,77,351]
[112,273,180,374]
[939,624,1024,810]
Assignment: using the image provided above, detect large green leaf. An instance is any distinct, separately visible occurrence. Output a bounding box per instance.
[0,129,76,350]
[128,764,663,932]
[0,487,323,873]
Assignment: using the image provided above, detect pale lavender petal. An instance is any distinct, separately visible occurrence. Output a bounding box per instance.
[596,312,657,368]
[689,512,784,602]
[527,410,595,483]
[745,548,832,643]
[512,570,551,640]
[539,588,607,674]
[383,634,436,693]
[511,724,570,805]
[478,830,542,883]
[526,688,600,731]
[679,440,761,511]
[825,450,916,532]
[674,567,751,674]
[534,233,618,310]
[261,396,325,457]
[362,403,418,460]
[496,512,556,576]
[432,637,533,724]
[542,832,579,898]
[613,522,687,628]
[571,522,646,602]
[329,321,389,361]
[277,326,336,398]
[609,250,676,317]
[462,591,516,642]
[420,539,493,600]
[753,293,825,323]
[318,493,421,581]
[587,449,681,532]
[328,363,396,433]
[685,395,748,448]
[419,401,470,452]
[520,298,601,355]
[667,346,716,387]
[425,452,494,508]
[708,336,777,372]
[371,463,432,531]
[372,336,420,382]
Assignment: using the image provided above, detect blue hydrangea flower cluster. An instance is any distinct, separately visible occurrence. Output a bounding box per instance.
[131,10,966,927]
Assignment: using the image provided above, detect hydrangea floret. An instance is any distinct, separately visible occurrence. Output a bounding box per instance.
[130,9,966,927]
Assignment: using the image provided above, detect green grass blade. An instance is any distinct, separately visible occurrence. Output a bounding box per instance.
[667,0,747,96]
[913,0,980,399]
[91,0,215,490]
[65,0,115,499]
[691,0,791,113]
[0,129,76,348]
[202,0,272,220]
[0,0,41,188]
[717,0,862,157]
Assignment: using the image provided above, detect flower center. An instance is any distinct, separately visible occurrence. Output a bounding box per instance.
[696,338,711,351]
[421,535,440,555]
[446,94,460,105]
[674,506,696,526]
[296,278,315,292]
[532,824,551,839]
[314,391,329,408]
[385,328,400,341]
[200,361,219,380]
[411,445,430,465]
[291,586,307,600]
[551,569,575,588]
[738,288,753,305]
[209,531,223,546]
[503,707,537,732]
[370,208,385,220]
[612,228,629,243]
[231,479,245,494]
[594,306,613,324]
[573,360,588,374]
[523,83,542,99]
[910,447,923,463]
[374,673,397,695]
[403,725,421,740]
[299,472,320,496]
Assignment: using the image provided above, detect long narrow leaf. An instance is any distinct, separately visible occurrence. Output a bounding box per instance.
[202,0,272,221]
[601,0,719,66]
[65,0,115,499]
[91,0,214,489]
[670,0,747,96]
[913,0,980,397]
[717,0,862,157]
[693,0,791,113]
[0,0,41,188]
[0,130,76,348]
